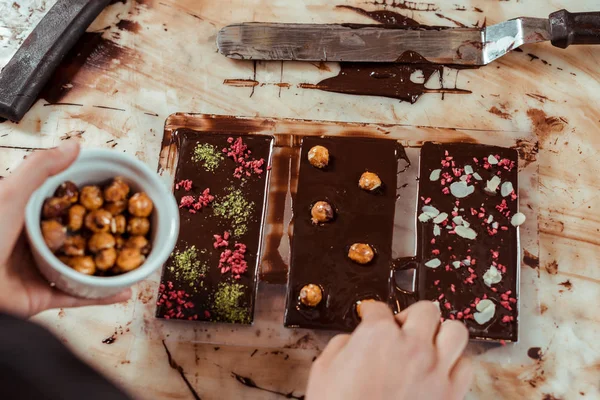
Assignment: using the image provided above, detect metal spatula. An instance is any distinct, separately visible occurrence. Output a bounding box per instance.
[217,10,600,65]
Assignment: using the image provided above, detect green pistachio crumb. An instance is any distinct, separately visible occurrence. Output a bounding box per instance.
[169,246,209,290]
[212,188,254,237]
[193,143,224,172]
[212,282,250,324]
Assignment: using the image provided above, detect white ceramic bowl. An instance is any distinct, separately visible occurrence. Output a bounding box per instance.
[25,149,179,299]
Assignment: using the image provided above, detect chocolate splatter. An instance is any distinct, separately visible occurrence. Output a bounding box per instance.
[162,340,202,400]
[368,0,438,12]
[540,304,548,314]
[542,395,562,400]
[527,347,543,360]
[435,13,468,28]
[337,5,420,26]
[231,372,304,399]
[522,249,540,269]
[223,79,259,87]
[116,19,141,33]
[526,93,553,103]
[544,260,558,275]
[558,280,572,290]
[514,139,539,169]
[488,106,512,120]
[102,334,116,344]
[526,109,566,144]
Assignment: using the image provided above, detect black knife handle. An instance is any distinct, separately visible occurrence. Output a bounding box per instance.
[0,0,111,122]
[549,9,600,48]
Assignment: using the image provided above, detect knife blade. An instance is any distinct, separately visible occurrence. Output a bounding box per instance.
[0,0,111,122]
[217,10,600,65]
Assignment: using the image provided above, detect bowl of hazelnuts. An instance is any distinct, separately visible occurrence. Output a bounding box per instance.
[25,149,179,299]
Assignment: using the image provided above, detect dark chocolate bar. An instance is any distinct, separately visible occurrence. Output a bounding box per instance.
[417,142,521,341]
[156,130,273,324]
[284,136,403,331]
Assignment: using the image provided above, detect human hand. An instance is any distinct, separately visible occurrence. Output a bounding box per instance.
[306,301,473,400]
[0,142,131,318]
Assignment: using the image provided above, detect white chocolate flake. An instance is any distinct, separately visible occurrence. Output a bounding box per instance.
[455,225,477,240]
[485,176,501,194]
[452,261,462,269]
[473,172,483,181]
[501,181,514,197]
[511,212,526,227]
[464,165,474,175]
[474,299,496,325]
[422,206,440,218]
[450,181,475,198]
[433,212,448,224]
[429,169,441,181]
[425,258,441,268]
[433,224,441,236]
[483,266,503,287]
[488,155,499,165]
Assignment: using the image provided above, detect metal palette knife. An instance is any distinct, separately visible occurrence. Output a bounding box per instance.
[217,10,600,65]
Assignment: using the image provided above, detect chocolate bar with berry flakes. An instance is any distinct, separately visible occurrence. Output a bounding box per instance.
[156,130,273,324]
[416,142,521,342]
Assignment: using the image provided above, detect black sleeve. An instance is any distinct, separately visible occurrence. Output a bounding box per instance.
[0,313,132,400]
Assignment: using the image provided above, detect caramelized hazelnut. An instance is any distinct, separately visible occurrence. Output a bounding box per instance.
[88,232,116,253]
[67,205,86,232]
[95,248,117,271]
[41,220,67,252]
[115,236,125,250]
[125,235,151,255]
[42,197,71,220]
[128,192,153,217]
[104,177,130,202]
[348,243,375,265]
[116,248,145,272]
[308,145,329,169]
[84,209,113,233]
[311,201,334,224]
[54,181,79,204]
[299,284,323,307]
[62,235,86,257]
[80,186,104,210]
[127,217,150,236]
[57,255,72,266]
[356,299,377,319]
[104,200,127,216]
[359,172,382,191]
[111,215,126,235]
[70,256,96,275]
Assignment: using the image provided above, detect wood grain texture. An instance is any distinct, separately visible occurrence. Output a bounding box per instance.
[0,0,599,399]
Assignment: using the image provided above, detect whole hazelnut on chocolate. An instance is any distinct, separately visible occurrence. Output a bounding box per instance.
[84,209,113,233]
[359,172,382,192]
[299,284,323,307]
[128,192,153,218]
[125,235,151,255]
[104,177,130,203]
[54,181,79,204]
[80,186,104,211]
[42,197,71,220]
[67,204,86,232]
[127,217,150,236]
[111,215,126,235]
[41,220,67,252]
[308,145,329,169]
[62,235,86,257]
[311,201,334,224]
[88,232,116,253]
[95,248,117,271]
[348,243,375,265]
[116,248,145,272]
[356,299,377,319]
[69,256,96,275]
[104,200,127,216]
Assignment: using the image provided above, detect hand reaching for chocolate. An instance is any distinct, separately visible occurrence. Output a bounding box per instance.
[0,142,131,318]
[306,301,473,400]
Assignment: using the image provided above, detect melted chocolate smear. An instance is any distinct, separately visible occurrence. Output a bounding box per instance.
[369,0,438,12]
[162,341,202,400]
[102,334,116,344]
[116,19,142,33]
[39,33,129,104]
[231,372,304,399]
[527,347,543,360]
[306,6,477,103]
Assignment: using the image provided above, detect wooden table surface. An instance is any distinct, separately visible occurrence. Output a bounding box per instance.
[1,0,599,399]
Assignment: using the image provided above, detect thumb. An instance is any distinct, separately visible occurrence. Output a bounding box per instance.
[0,142,80,255]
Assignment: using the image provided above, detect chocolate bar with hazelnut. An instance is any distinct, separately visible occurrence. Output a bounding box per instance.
[284,136,406,331]
[416,142,521,342]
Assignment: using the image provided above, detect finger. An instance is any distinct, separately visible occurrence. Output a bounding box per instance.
[436,320,469,373]
[359,300,395,324]
[46,288,132,311]
[0,142,80,255]
[395,301,440,341]
[449,356,474,400]
[315,334,350,365]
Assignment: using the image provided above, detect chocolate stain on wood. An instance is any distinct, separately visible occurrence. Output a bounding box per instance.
[540,304,548,315]
[545,260,559,275]
[527,347,543,360]
[231,372,304,399]
[162,340,202,400]
[311,62,331,72]
[300,6,475,103]
[526,109,566,145]
[223,79,259,88]
[522,249,540,270]
[435,13,468,28]
[558,280,572,290]
[102,334,117,344]
[368,0,438,12]
[514,139,539,169]
[526,93,553,103]
[116,19,142,33]
[542,395,562,400]
[489,106,512,120]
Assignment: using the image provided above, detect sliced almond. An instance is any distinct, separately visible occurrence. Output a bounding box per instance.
[425,258,441,268]
[429,169,441,181]
[511,212,526,227]
[474,299,496,325]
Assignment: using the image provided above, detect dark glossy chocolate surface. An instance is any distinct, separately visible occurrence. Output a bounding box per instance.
[284,136,403,331]
[416,142,519,341]
[156,130,273,324]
